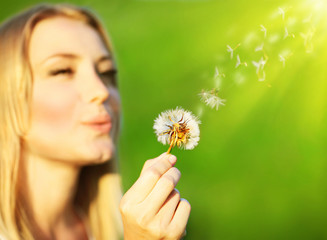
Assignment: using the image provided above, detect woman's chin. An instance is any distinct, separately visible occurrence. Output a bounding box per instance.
[77,140,115,165]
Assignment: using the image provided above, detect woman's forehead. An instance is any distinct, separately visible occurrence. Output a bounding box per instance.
[29,16,110,66]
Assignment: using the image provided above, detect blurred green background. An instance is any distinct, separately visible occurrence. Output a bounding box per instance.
[1,0,327,239]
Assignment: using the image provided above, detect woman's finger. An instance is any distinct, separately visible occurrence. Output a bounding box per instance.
[155,189,180,227]
[122,153,177,204]
[140,152,166,175]
[141,167,181,214]
[168,199,191,238]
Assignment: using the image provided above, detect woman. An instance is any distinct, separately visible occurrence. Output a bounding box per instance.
[0,3,190,240]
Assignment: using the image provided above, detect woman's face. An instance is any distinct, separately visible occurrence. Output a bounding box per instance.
[23,16,120,165]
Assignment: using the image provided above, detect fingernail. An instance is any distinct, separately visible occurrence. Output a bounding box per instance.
[168,155,177,165]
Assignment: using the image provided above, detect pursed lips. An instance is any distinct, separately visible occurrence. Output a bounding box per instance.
[81,114,112,133]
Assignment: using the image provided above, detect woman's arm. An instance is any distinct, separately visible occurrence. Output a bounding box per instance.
[120,153,190,240]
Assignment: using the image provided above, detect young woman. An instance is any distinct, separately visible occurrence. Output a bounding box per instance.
[0,3,190,240]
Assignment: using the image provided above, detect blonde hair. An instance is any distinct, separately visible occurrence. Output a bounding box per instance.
[0,3,122,239]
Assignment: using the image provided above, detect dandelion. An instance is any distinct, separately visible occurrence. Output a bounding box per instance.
[227,43,241,59]
[235,54,248,68]
[153,107,200,153]
[199,88,226,111]
[260,25,267,38]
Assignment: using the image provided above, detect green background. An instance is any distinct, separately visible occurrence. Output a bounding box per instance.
[1,0,327,239]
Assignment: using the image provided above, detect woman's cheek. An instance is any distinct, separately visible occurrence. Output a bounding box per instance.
[31,82,78,133]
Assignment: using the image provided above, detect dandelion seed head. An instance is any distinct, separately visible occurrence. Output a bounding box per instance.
[153,107,200,150]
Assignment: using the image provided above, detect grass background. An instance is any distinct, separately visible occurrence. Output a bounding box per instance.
[1,0,327,239]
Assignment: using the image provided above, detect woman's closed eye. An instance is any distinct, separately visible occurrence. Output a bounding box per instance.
[49,68,74,77]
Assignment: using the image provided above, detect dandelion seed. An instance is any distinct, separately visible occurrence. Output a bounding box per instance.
[235,55,241,68]
[214,66,225,79]
[227,45,233,59]
[278,7,285,20]
[252,57,266,74]
[214,67,225,88]
[260,25,267,38]
[279,55,286,67]
[199,88,226,111]
[252,57,267,81]
[255,43,264,52]
[258,70,266,82]
[300,27,315,53]
[284,27,288,39]
[227,43,241,59]
[235,54,247,68]
[153,107,200,153]
[284,26,295,39]
[278,51,293,68]
[303,14,312,23]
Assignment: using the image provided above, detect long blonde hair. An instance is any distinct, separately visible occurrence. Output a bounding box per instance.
[0,4,122,239]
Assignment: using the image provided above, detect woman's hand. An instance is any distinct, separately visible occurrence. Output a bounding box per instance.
[119,153,191,240]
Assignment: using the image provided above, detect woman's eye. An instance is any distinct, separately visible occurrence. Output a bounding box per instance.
[49,68,74,76]
[100,69,117,86]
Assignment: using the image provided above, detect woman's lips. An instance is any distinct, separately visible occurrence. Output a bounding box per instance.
[81,115,112,133]
[85,122,111,133]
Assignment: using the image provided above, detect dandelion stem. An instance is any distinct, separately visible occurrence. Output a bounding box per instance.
[167,141,174,154]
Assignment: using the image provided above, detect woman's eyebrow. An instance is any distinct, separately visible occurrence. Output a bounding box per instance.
[97,55,112,64]
[40,53,80,66]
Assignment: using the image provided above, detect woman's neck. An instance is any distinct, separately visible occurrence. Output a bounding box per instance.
[18,153,87,239]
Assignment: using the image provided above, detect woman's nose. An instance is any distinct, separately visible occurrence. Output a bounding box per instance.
[81,69,109,104]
